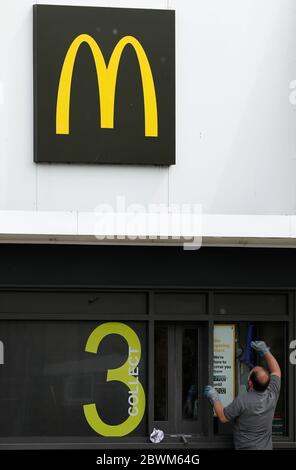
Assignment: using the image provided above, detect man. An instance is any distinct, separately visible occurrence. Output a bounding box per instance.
[204,341,281,450]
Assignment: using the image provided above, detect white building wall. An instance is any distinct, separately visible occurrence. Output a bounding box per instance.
[0,1,296,227]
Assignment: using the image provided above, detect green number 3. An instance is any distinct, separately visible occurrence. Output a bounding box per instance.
[83,322,146,437]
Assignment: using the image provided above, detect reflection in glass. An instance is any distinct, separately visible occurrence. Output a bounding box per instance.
[0,321,146,437]
[154,327,168,421]
[182,329,198,420]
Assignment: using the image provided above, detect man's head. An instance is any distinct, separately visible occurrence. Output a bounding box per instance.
[247,366,270,392]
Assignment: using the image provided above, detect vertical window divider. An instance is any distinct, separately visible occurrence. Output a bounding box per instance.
[148,291,155,439]
[207,291,214,441]
[292,291,296,443]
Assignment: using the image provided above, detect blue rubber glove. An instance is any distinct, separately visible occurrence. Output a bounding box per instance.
[204,385,219,405]
[251,340,270,357]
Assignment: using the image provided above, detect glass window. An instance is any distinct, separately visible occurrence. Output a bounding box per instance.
[155,293,207,315]
[214,293,288,316]
[154,323,202,436]
[0,321,147,438]
[214,321,287,436]
[256,323,286,437]
[182,328,198,420]
[154,326,168,421]
[0,292,148,315]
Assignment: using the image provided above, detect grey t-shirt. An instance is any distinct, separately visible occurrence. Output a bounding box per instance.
[223,374,281,450]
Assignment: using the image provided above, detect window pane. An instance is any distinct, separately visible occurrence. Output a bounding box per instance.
[154,326,168,421]
[0,292,148,315]
[214,293,288,316]
[256,323,286,436]
[155,293,207,315]
[0,321,147,438]
[182,328,198,420]
[214,322,287,436]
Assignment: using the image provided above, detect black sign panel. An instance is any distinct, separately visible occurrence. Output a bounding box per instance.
[33,5,175,165]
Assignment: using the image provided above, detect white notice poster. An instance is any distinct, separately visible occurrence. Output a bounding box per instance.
[213,324,235,408]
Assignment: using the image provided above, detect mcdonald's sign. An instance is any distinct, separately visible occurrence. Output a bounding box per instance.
[34,5,175,165]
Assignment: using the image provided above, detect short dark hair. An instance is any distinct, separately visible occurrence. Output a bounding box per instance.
[249,368,270,392]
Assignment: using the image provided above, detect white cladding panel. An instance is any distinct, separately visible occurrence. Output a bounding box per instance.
[0,0,296,216]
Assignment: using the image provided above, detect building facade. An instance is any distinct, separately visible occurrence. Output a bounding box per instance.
[0,0,296,449]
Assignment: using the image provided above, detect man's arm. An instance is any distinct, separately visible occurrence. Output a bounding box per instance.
[213,399,229,423]
[204,386,244,423]
[203,386,229,424]
[264,351,281,378]
[251,341,281,377]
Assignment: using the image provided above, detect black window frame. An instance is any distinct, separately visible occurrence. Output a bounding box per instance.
[0,286,293,449]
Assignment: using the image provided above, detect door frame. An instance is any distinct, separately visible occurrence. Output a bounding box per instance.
[154,321,207,438]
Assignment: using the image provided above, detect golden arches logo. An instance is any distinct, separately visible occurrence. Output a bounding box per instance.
[56,34,158,137]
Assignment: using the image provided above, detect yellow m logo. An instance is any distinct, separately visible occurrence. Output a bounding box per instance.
[56,34,158,137]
